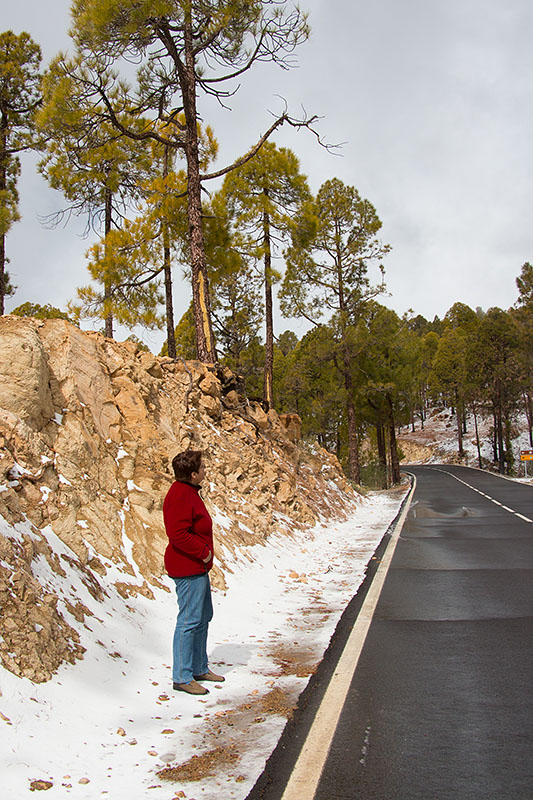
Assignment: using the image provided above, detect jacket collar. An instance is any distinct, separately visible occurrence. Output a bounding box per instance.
[178,480,201,493]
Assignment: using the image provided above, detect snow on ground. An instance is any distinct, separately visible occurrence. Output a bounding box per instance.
[0,489,406,799]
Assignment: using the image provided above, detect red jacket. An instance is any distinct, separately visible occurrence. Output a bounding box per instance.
[163,481,213,577]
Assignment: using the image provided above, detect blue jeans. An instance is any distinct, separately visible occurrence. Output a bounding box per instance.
[171,573,213,684]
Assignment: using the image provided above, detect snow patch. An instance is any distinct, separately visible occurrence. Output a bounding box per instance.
[39,486,51,503]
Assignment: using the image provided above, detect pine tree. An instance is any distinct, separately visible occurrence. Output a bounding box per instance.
[210,261,263,374]
[0,31,42,313]
[73,216,165,332]
[38,59,153,337]
[11,301,72,322]
[417,331,439,427]
[276,324,344,454]
[516,262,533,307]
[474,308,520,473]
[431,303,480,456]
[359,305,411,486]
[141,142,188,357]
[430,326,469,456]
[514,263,533,445]
[221,141,310,408]
[280,178,390,483]
[139,120,218,357]
[160,304,197,360]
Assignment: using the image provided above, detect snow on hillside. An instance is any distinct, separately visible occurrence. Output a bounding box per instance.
[1,490,406,799]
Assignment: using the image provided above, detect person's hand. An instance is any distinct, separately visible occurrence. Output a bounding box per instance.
[202,550,212,563]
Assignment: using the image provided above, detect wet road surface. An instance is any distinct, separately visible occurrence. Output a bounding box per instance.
[247,465,533,800]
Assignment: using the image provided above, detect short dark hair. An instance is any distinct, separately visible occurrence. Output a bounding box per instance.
[172,450,203,482]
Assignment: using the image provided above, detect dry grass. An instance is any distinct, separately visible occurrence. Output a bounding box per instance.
[157,746,239,783]
[157,685,299,784]
[269,645,317,678]
[259,687,296,718]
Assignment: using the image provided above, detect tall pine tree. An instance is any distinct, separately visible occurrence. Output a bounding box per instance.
[221,141,310,408]
[280,178,390,483]
[38,60,152,337]
[0,31,42,313]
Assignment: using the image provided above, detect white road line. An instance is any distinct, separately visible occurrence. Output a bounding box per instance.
[437,469,533,523]
[280,480,417,800]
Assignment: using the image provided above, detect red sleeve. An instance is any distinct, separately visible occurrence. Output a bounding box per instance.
[163,491,210,561]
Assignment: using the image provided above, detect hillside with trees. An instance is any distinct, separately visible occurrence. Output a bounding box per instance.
[1,3,531,486]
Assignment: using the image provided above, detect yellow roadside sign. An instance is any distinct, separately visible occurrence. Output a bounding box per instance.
[520,450,533,461]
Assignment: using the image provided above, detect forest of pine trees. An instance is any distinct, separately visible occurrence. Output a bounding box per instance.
[2,6,532,486]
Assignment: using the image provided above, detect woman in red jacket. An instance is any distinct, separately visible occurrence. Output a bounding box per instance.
[163,450,224,695]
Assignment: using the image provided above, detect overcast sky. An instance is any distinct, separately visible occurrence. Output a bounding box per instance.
[3,0,533,351]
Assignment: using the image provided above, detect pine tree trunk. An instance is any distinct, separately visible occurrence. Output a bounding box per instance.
[492,408,498,463]
[187,166,215,363]
[455,390,464,457]
[456,408,464,456]
[524,391,533,447]
[164,237,175,359]
[473,405,482,469]
[346,398,361,484]
[103,184,114,339]
[340,329,360,483]
[496,401,505,474]
[0,127,7,316]
[0,232,5,316]
[182,14,216,364]
[262,206,274,410]
[504,413,514,475]
[163,145,176,359]
[387,393,401,484]
[376,423,388,489]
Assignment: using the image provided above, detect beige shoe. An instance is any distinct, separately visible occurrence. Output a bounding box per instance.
[193,669,225,683]
[173,679,209,695]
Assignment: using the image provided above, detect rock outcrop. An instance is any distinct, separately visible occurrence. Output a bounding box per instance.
[0,316,358,682]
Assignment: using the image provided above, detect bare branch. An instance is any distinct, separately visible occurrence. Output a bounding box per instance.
[113,264,165,291]
[196,29,267,83]
[194,77,241,108]
[200,106,335,185]
[200,113,289,182]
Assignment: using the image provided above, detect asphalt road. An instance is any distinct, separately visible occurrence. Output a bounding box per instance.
[247,465,533,800]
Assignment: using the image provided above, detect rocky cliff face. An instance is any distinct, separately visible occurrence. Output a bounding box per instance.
[0,316,358,683]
